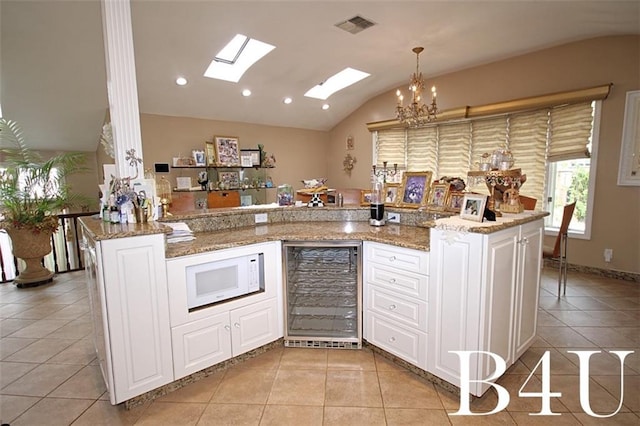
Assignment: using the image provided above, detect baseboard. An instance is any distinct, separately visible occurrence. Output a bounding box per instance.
[543,259,640,283]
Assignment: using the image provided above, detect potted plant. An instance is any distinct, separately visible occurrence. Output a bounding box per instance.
[0,118,87,287]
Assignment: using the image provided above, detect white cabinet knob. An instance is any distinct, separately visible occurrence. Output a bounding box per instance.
[389,336,396,343]
[224,325,231,331]
[234,322,241,328]
[388,304,397,310]
[389,278,396,284]
[389,256,396,262]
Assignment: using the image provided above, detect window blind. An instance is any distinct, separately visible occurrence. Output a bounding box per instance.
[374,100,595,206]
[407,127,437,173]
[508,110,549,203]
[548,102,593,161]
[438,122,471,179]
[375,128,406,168]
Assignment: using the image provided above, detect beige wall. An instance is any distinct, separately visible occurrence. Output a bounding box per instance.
[138,113,329,203]
[329,35,640,274]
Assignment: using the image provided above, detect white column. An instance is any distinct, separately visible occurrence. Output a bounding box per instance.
[101,0,144,178]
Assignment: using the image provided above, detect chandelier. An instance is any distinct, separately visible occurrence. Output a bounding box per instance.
[395,47,438,127]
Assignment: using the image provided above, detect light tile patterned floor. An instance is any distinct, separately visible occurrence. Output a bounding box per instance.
[0,268,638,425]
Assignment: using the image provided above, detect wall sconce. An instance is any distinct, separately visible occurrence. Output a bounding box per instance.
[343,153,357,176]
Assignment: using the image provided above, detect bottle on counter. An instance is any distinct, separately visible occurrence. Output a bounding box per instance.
[110,205,120,224]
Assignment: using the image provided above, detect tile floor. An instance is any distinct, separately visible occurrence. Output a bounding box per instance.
[0,268,638,425]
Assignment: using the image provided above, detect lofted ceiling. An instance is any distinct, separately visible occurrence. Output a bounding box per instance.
[1,0,639,152]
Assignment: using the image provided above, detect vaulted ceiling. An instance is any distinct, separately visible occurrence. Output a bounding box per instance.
[1,0,638,152]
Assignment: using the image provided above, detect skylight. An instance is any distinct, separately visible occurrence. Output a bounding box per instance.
[304,68,370,100]
[204,34,275,83]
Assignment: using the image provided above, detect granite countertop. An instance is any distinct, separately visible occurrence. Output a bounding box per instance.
[428,210,549,233]
[79,215,171,241]
[164,221,430,258]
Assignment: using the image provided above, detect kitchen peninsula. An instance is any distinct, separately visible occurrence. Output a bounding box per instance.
[79,206,547,406]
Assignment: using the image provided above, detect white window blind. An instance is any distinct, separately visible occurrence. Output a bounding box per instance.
[548,102,593,161]
[375,128,406,168]
[508,110,549,204]
[438,122,471,179]
[407,127,437,173]
[374,101,595,206]
[470,116,508,191]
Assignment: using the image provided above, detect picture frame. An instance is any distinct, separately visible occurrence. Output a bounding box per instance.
[218,171,240,189]
[360,190,372,206]
[617,90,640,186]
[240,154,253,167]
[192,149,206,166]
[460,193,487,222]
[205,142,216,166]
[384,183,400,206]
[398,171,432,208]
[214,136,241,166]
[429,183,450,210]
[446,191,466,213]
[240,149,261,167]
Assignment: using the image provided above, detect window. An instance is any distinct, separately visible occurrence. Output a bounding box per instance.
[544,101,600,239]
[374,101,599,237]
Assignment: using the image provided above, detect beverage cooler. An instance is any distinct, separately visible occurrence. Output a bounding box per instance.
[282,241,362,348]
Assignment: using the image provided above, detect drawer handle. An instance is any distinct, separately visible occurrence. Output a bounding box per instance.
[389,256,396,262]
[389,336,396,343]
[388,278,396,284]
[234,322,241,328]
[224,325,231,331]
[388,304,397,310]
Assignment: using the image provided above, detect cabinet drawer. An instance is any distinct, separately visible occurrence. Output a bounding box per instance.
[367,285,427,331]
[365,312,427,369]
[171,313,232,379]
[365,242,429,275]
[365,263,428,300]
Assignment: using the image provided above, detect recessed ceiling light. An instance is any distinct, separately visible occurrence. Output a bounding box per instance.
[176,77,188,86]
[242,89,252,97]
[305,68,370,100]
[283,97,293,104]
[322,104,330,110]
[204,34,275,83]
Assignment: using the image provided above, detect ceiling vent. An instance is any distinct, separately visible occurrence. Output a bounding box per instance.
[335,15,376,35]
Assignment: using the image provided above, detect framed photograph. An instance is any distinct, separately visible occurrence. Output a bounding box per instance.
[398,171,433,208]
[360,190,372,206]
[192,149,206,166]
[384,183,400,206]
[617,90,640,186]
[460,193,487,222]
[240,149,261,167]
[218,171,240,189]
[447,191,466,212]
[205,142,216,166]
[240,154,253,167]
[214,136,241,166]
[429,183,450,210]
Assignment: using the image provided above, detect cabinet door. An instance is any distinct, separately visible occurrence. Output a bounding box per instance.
[479,228,519,385]
[100,235,173,403]
[513,220,543,359]
[428,229,484,394]
[230,298,281,356]
[171,313,232,379]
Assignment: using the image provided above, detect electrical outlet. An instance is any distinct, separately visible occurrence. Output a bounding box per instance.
[254,213,268,224]
[387,212,400,223]
[604,248,613,263]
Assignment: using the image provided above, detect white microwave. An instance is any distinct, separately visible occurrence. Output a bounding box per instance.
[186,253,264,309]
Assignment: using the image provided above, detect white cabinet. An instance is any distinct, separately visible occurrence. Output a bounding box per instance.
[428,219,543,397]
[166,242,283,379]
[82,232,173,404]
[171,298,280,379]
[363,242,429,369]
